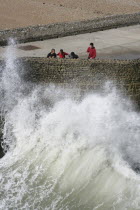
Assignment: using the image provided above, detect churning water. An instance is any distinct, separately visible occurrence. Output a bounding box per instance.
[0,40,140,210]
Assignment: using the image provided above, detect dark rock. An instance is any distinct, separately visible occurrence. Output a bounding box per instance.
[0,119,4,158]
[132,163,140,174]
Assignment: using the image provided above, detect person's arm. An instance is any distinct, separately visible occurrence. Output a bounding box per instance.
[52,53,56,58]
[47,53,50,58]
[64,52,69,56]
[76,55,79,59]
[57,53,60,57]
[87,47,90,53]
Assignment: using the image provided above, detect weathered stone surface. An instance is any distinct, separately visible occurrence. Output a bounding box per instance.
[0,57,140,105]
[0,12,140,46]
[20,58,140,107]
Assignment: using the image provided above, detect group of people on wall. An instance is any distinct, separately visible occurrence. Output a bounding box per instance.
[47,43,96,59]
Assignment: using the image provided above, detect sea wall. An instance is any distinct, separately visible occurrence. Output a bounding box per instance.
[1,58,139,105]
[22,58,140,107]
[0,12,140,46]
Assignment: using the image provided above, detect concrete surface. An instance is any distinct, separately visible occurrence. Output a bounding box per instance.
[0,25,140,60]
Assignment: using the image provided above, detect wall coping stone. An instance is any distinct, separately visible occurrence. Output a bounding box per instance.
[19,57,140,65]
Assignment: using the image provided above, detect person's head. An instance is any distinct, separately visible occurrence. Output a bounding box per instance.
[51,49,55,54]
[71,52,75,56]
[90,43,94,48]
[60,49,64,54]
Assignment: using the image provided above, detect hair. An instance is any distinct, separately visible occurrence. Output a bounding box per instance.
[51,48,55,51]
[90,43,94,46]
[60,49,63,52]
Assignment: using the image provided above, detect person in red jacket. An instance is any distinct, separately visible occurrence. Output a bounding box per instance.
[57,49,69,58]
[87,43,96,59]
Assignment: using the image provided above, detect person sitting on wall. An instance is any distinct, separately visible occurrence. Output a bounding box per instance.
[47,49,57,58]
[57,49,69,58]
[69,52,79,59]
[87,43,96,59]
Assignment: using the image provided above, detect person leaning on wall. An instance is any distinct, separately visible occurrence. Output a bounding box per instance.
[57,49,69,58]
[47,49,57,58]
[69,52,79,59]
[87,43,96,59]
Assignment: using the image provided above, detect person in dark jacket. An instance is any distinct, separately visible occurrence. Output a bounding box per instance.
[57,49,69,58]
[47,49,57,58]
[87,43,96,59]
[69,52,79,59]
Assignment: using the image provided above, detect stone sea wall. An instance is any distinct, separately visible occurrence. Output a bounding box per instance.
[0,12,140,46]
[0,58,139,106]
[22,58,140,107]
